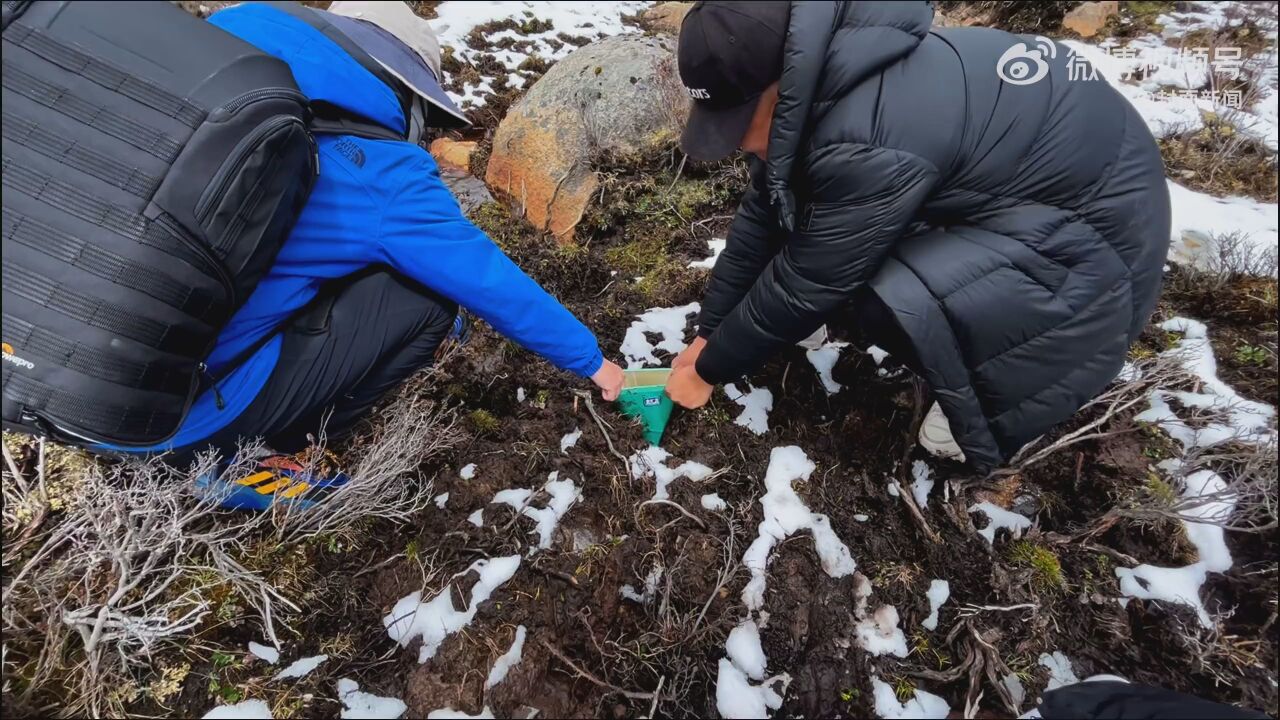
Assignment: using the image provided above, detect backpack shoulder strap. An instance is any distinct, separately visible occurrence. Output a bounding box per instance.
[308,103,406,142]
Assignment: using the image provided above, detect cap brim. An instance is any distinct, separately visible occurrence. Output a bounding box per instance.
[680,96,757,161]
[324,12,470,128]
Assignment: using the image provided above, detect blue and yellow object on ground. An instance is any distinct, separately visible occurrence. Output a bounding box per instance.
[195,451,349,511]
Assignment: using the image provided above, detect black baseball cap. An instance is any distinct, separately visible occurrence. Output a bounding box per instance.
[678,1,790,161]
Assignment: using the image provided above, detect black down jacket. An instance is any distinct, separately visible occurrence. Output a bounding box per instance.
[693,1,1172,471]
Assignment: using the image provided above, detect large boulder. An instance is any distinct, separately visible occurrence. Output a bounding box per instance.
[484,34,688,242]
[1062,1,1118,38]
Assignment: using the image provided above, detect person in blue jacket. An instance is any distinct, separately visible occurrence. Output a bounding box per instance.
[102,1,624,469]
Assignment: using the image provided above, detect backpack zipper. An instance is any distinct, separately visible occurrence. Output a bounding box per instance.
[156,213,235,308]
[197,362,226,410]
[195,115,303,227]
[217,87,307,116]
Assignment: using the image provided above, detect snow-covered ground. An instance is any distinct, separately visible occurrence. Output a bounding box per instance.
[200,4,1276,719]
[431,1,649,106]
[1061,1,1279,269]
[620,303,701,369]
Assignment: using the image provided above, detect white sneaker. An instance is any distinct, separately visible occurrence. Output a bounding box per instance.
[797,325,829,350]
[919,402,966,462]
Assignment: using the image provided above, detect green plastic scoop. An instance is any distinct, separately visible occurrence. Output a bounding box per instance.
[617,368,674,445]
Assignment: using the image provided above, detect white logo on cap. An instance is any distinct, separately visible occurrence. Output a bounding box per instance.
[686,87,711,99]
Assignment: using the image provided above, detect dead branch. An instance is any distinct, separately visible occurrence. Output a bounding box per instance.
[274,392,460,541]
[639,499,708,530]
[573,389,631,475]
[540,638,673,702]
[897,379,942,544]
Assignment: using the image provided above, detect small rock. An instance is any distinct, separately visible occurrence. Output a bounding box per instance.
[1062,1,1119,38]
[429,138,479,174]
[642,2,693,36]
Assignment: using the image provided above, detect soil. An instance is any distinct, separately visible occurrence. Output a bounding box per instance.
[8,5,1278,719]
[143,213,1277,718]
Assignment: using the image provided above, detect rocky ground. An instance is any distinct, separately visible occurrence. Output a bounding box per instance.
[3,2,1278,719]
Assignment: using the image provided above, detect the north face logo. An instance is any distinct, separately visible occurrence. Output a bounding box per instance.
[333,138,366,168]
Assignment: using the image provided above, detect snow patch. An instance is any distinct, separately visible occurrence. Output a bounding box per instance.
[716,658,784,719]
[726,619,768,681]
[203,699,273,719]
[856,604,909,658]
[426,709,494,720]
[867,345,891,365]
[689,238,727,269]
[620,564,663,605]
[1003,673,1027,711]
[1039,651,1081,690]
[434,492,450,509]
[559,427,582,454]
[620,303,700,369]
[628,446,714,501]
[516,387,526,403]
[490,473,581,550]
[969,502,1032,545]
[701,493,727,511]
[384,556,521,663]
[1166,184,1278,273]
[460,463,477,480]
[741,447,857,611]
[910,460,934,509]
[1136,318,1276,451]
[273,654,327,681]
[337,678,406,719]
[484,625,527,690]
[725,383,773,434]
[871,676,951,719]
[467,509,484,527]
[1115,361,1143,384]
[922,579,950,632]
[1116,562,1212,627]
[247,641,278,665]
[805,341,849,394]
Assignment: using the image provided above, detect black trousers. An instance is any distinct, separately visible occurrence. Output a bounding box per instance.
[840,288,922,374]
[176,269,457,461]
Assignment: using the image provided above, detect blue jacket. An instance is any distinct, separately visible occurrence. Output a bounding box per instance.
[105,4,603,452]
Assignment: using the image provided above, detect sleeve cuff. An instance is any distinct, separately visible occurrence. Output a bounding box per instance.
[580,350,605,379]
[694,342,737,386]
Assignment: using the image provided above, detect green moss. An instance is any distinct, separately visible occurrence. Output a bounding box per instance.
[467,409,501,434]
[1008,540,1065,593]
[471,202,528,250]
[605,235,668,276]
[1234,344,1269,367]
[1142,472,1179,508]
[700,404,733,426]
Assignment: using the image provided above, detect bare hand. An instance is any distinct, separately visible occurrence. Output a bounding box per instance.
[592,359,625,401]
[672,336,707,370]
[665,364,713,409]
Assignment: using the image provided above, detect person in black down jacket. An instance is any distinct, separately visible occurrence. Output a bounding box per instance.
[663,1,1172,472]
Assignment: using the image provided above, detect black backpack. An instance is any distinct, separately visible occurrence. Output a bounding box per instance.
[1,0,407,447]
